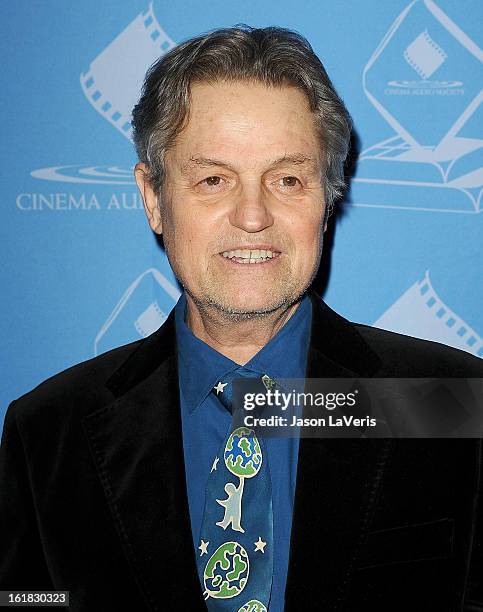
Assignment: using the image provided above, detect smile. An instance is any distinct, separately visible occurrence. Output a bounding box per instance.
[220,248,281,264]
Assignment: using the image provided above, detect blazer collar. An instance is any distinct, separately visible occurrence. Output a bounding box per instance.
[307,291,381,378]
[83,291,388,611]
[105,306,177,399]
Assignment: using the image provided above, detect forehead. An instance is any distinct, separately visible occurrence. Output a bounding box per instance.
[170,80,322,169]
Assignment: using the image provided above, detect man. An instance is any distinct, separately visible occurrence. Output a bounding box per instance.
[1,26,482,611]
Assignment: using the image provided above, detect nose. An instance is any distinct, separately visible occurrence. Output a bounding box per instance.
[228,184,274,233]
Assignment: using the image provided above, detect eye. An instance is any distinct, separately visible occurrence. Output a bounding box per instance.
[203,176,222,187]
[281,176,299,187]
[195,175,229,194]
[276,176,302,192]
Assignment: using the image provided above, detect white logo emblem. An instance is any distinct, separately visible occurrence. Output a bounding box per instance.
[31,4,175,184]
[374,271,483,357]
[403,30,447,81]
[354,0,483,213]
[94,268,181,356]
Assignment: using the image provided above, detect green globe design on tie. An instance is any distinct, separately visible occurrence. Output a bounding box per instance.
[203,541,249,599]
[225,427,262,478]
[238,600,268,612]
[197,368,274,610]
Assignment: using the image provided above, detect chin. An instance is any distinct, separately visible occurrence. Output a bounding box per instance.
[207,288,300,318]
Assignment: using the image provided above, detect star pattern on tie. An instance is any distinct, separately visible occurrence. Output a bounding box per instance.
[254,536,267,553]
[198,540,209,556]
[213,381,228,395]
[210,456,219,473]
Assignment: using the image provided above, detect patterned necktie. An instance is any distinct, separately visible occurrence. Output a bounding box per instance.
[196,367,274,612]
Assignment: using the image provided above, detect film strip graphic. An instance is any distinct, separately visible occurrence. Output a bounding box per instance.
[416,272,483,356]
[134,300,165,338]
[375,271,483,358]
[404,29,447,80]
[80,3,175,141]
[93,267,181,356]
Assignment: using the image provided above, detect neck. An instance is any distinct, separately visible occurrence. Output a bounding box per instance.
[185,295,302,365]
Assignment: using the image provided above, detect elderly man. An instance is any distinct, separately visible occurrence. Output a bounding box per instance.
[1,26,482,612]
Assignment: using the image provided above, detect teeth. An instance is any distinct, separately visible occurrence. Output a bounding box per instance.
[221,248,280,262]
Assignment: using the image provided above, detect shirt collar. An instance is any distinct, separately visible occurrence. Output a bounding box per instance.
[175,292,312,413]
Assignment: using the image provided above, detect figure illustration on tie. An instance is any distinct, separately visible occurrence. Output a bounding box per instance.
[217,480,245,532]
[216,427,262,533]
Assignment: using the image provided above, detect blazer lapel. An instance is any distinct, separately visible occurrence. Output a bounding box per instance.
[81,310,206,611]
[285,294,392,610]
[82,291,392,610]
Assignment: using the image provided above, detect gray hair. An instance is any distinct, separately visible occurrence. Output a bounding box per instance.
[132,25,352,213]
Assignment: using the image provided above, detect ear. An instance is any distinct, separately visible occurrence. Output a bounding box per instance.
[135,163,163,234]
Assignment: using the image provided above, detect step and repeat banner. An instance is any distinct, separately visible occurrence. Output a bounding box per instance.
[2,0,482,420]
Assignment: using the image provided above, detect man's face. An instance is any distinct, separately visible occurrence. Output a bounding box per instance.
[142,80,326,316]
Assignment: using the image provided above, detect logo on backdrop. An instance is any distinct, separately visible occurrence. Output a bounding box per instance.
[29,3,175,188]
[80,3,174,143]
[391,29,461,91]
[374,270,483,358]
[16,1,481,359]
[353,0,483,214]
[94,268,181,356]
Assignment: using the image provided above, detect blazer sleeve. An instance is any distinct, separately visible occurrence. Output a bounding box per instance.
[465,444,483,612]
[0,401,54,590]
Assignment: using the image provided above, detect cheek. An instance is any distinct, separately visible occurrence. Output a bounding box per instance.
[165,205,195,244]
[170,212,213,265]
[290,223,323,273]
[302,233,323,264]
[294,218,324,251]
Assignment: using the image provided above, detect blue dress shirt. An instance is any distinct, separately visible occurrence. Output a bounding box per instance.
[175,293,312,611]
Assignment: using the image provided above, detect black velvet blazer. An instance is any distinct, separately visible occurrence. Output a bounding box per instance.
[1,292,482,611]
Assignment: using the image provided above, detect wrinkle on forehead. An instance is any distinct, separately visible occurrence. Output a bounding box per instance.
[168,81,323,173]
[180,153,320,175]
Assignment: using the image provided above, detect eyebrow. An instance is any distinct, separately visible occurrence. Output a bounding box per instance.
[180,153,318,174]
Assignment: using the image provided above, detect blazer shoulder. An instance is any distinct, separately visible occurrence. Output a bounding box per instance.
[353,323,483,376]
[8,338,145,426]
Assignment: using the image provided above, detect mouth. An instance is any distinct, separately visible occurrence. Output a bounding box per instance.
[220,248,281,265]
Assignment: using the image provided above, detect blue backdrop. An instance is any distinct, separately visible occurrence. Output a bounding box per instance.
[2,0,482,423]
